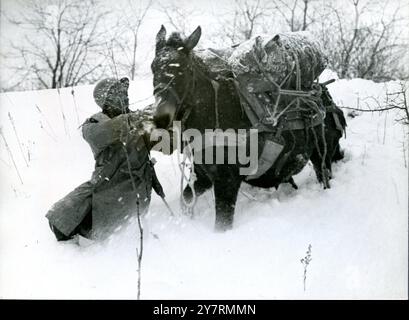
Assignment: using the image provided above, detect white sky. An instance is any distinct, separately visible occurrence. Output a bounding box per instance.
[0,0,408,90]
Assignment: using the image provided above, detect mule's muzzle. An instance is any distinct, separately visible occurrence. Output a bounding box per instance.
[153,96,177,129]
[153,113,172,130]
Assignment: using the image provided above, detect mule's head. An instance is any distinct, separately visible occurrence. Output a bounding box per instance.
[151,25,202,129]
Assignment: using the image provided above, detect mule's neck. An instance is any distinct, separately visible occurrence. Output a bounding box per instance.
[184,53,251,132]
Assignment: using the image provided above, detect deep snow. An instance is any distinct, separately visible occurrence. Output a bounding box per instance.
[0,74,407,299]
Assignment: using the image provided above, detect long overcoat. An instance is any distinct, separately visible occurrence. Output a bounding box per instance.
[46,112,153,239]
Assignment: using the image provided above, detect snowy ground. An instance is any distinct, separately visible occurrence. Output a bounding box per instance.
[0,74,407,299]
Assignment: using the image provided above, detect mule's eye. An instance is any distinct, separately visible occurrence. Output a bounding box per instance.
[169,63,180,68]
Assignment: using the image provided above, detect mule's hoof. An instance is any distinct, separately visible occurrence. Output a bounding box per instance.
[289,177,298,190]
[214,221,233,232]
[333,149,345,162]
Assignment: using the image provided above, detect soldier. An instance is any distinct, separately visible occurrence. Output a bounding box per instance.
[46,77,164,241]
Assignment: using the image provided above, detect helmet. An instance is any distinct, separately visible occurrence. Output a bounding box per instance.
[93,77,130,108]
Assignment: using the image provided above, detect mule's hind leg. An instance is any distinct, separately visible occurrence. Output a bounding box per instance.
[310,125,331,188]
[213,165,242,231]
[332,143,345,162]
[311,148,330,182]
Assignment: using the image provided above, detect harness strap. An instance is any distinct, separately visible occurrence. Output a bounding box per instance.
[331,111,344,133]
[210,79,220,128]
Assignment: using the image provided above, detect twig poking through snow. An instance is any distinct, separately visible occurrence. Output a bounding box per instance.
[8,112,29,167]
[35,105,58,140]
[391,178,400,205]
[402,120,408,168]
[109,50,145,300]
[135,197,143,300]
[71,87,81,126]
[361,145,367,165]
[39,121,58,142]
[56,87,70,137]
[383,111,388,145]
[122,133,144,300]
[0,128,24,185]
[300,244,312,292]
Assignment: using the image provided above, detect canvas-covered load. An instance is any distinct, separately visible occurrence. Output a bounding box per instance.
[195,47,235,77]
[227,31,327,89]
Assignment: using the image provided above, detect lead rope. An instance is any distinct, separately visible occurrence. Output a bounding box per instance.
[176,60,221,216]
[175,62,198,216]
[178,140,197,215]
[179,64,221,215]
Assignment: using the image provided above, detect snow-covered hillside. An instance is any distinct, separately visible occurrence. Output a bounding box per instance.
[0,74,407,299]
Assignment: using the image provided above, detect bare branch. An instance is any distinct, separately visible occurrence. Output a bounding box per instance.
[3,0,109,90]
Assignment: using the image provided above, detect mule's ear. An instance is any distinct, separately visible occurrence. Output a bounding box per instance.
[265,34,281,53]
[184,26,201,51]
[156,25,167,52]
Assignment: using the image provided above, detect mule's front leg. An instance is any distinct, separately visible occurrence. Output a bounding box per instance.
[213,165,242,231]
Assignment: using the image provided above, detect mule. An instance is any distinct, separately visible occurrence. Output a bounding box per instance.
[151,26,333,230]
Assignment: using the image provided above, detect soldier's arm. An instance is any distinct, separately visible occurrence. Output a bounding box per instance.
[82,113,131,149]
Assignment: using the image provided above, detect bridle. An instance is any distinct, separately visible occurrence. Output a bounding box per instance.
[153,54,198,128]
